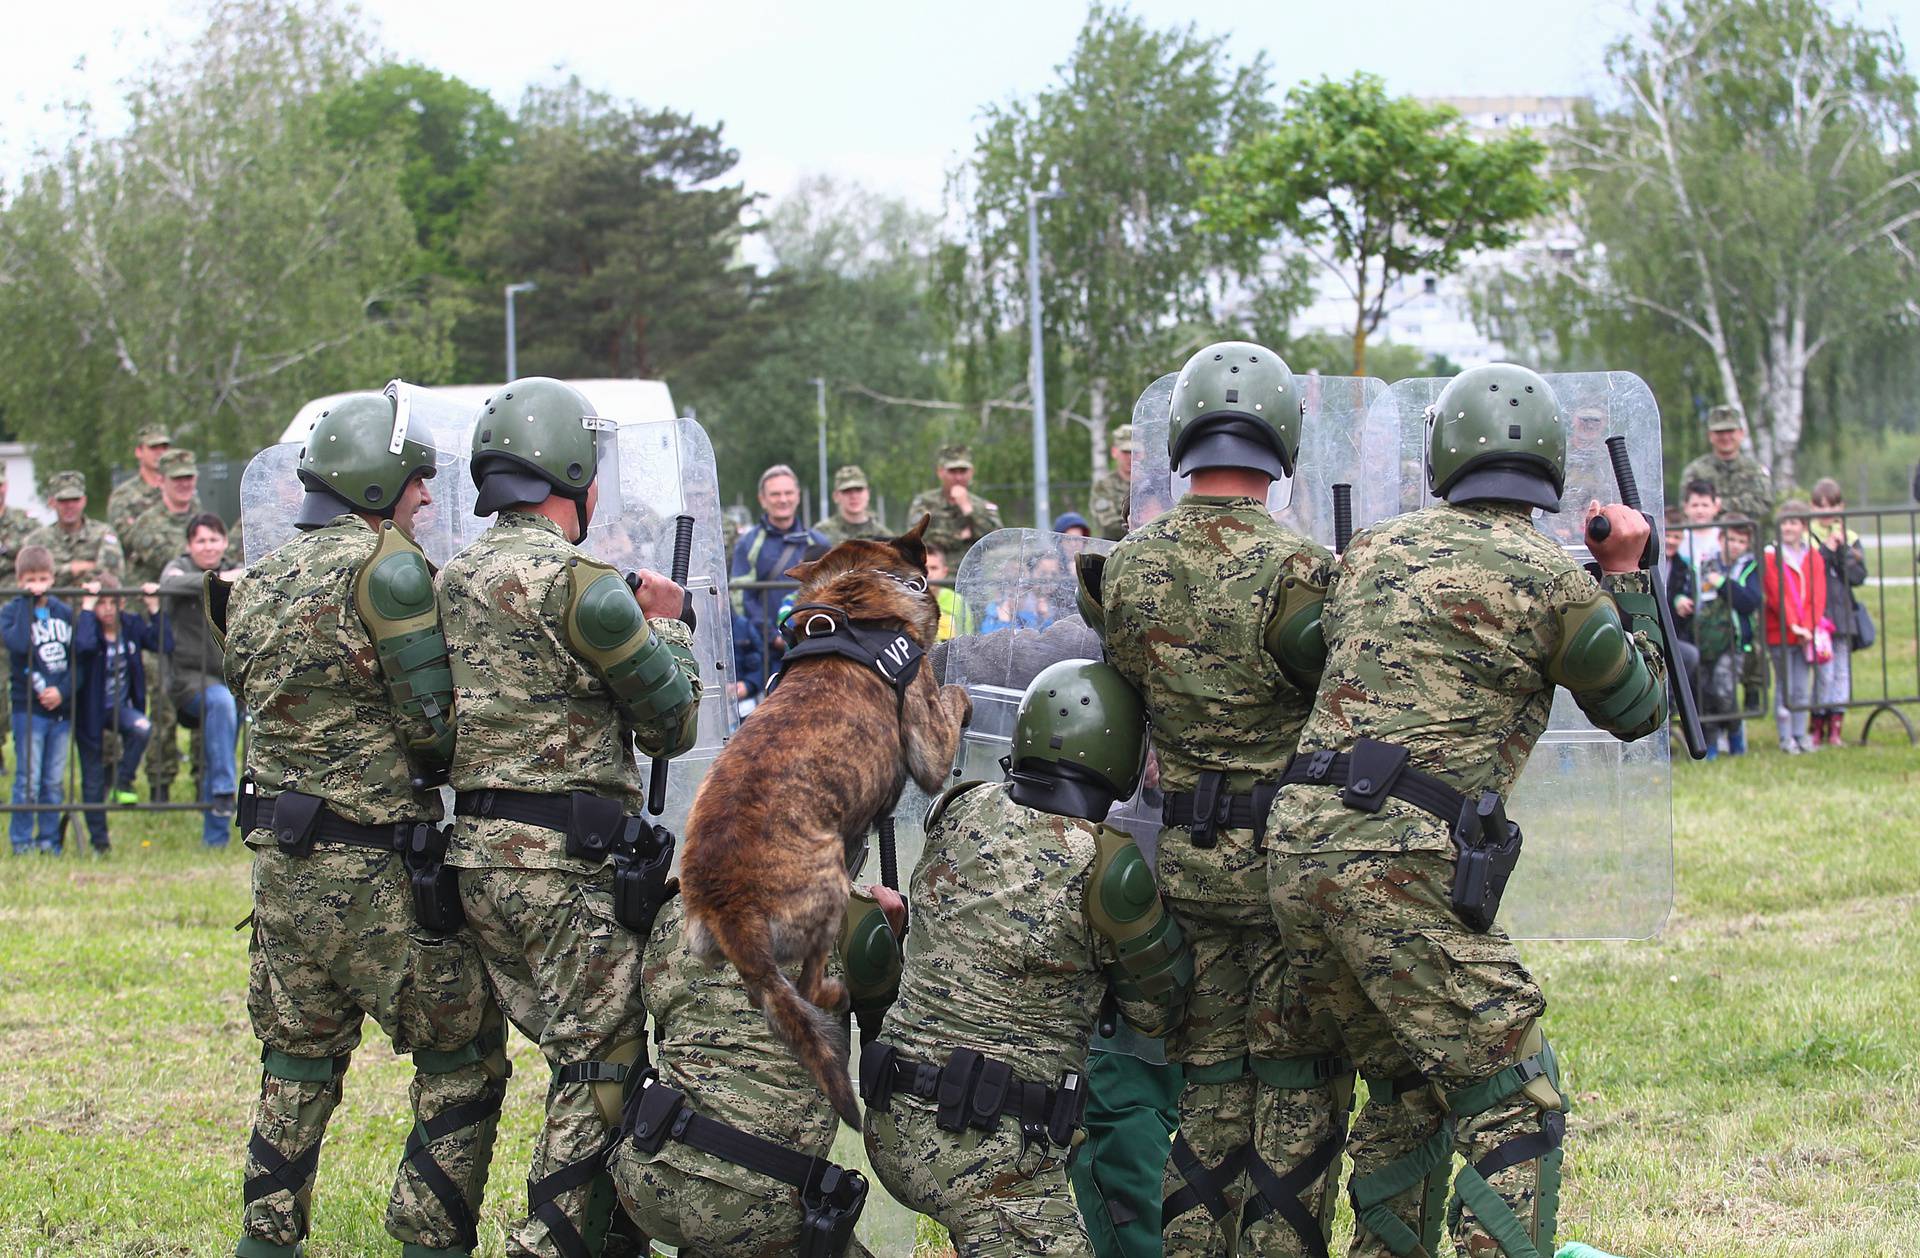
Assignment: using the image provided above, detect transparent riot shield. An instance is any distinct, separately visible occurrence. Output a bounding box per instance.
[1363,371,1674,939]
[579,416,736,838]
[1131,371,1387,532]
[241,381,475,566]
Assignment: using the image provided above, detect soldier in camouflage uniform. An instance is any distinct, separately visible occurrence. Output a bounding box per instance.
[124,448,207,800]
[107,424,172,539]
[862,660,1191,1258]
[1080,341,1339,1257]
[1679,405,1774,714]
[607,888,896,1257]
[437,377,702,1258]
[1086,423,1135,542]
[225,392,506,1258]
[0,464,40,771]
[907,445,1001,573]
[1265,364,1669,1258]
[815,464,893,545]
[27,471,123,580]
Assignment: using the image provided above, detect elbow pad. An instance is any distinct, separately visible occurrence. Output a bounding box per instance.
[1086,825,1192,1037]
[1074,552,1107,635]
[1546,589,1666,738]
[565,557,695,733]
[1263,571,1328,689]
[355,524,455,784]
[837,887,902,1018]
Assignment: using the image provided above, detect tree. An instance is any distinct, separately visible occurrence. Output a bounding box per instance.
[0,0,447,484]
[455,78,755,385]
[940,5,1281,497]
[1512,0,1920,487]
[1197,74,1558,377]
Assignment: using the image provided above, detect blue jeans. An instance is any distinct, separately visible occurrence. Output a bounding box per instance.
[76,702,153,851]
[177,683,237,846]
[11,711,71,852]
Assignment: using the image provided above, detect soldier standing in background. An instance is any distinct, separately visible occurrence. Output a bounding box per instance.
[225,392,506,1258]
[1680,406,1774,530]
[1087,424,1135,542]
[815,465,893,545]
[27,471,123,581]
[125,449,206,801]
[108,425,172,538]
[907,445,1001,573]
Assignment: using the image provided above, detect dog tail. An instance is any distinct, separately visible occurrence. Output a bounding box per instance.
[703,910,861,1128]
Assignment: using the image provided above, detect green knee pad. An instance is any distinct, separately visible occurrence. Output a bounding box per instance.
[1443,1025,1567,1258]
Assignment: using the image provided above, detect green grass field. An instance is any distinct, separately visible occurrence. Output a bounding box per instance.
[0,730,1914,1257]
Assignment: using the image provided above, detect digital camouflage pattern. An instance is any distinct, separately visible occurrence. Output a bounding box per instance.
[243,847,504,1253]
[122,498,200,584]
[1679,450,1774,527]
[227,516,439,826]
[26,517,123,577]
[906,487,1002,572]
[1263,500,1664,1258]
[606,895,870,1257]
[107,473,165,541]
[437,509,700,874]
[0,504,39,566]
[866,782,1165,1257]
[1099,495,1329,792]
[1098,493,1335,1257]
[457,867,648,1258]
[1087,468,1131,541]
[126,500,203,793]
[815,510,895,547]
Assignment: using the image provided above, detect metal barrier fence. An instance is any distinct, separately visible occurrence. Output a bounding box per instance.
[0,580,235,843]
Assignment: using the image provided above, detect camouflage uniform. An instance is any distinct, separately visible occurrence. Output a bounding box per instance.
[26,519,123,579]
[1099,493,1335,1258]
[1087,469,1131,542]
[438,509,700,1258]
[228,514,506,1256]
[864,782,1168,1258]
[1678,451,1773,530]
[1264,502,1666,1258]
[123,498,201,796]
[908,447,1002,572]
[107,473,165,541]
[815,511,894,547]
[606,894,876,1258]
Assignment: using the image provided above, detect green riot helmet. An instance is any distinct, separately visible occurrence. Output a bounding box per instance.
[1005,660,1149,822]
[295,384,442,530]
[1167,341,1303,480]
[469,376,608,538]
[1425,363,1567,512]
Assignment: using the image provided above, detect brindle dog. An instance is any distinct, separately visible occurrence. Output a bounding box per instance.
[680,516,971,1125]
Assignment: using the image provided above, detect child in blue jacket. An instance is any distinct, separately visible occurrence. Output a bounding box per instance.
[73,577,163,854]
[1,546,75,853]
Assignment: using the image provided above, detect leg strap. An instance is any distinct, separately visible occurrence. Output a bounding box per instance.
[243,1129,325,1221]
[1348,1125,1452,1258]
[526,1130,620,1258]
[261,1047,350,1083]
[413,1023,505,1077]
[402,1078,509,1255]
[1239,1057,1354,1258]
[1442,1033,1567,1258]
[1161,1132,1249,1228]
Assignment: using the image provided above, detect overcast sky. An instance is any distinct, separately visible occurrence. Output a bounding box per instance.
[8,0,1919,212]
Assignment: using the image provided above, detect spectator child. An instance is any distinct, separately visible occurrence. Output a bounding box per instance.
[1,546,74,853]
[73,576,162,853]
[1695,518,1763,757]
[1679,478,1722,570]
[1762,501,1828,754]
[1809,479,1867,746]
[924,548,968,642]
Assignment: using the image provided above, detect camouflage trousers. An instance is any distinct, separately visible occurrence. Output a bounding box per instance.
[242,843,507,1256]
[141,651,179,790]
[460,866,650,1258]
[864,1092,1091,1257]
[1156,826,1350,1258]
[1266,844,1562,1258]
[607,1135,876,1258]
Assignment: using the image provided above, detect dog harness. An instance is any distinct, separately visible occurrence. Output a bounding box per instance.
[766,600,925,708]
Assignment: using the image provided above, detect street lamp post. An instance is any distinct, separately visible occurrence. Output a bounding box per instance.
[810,377,828,526]
[1026,187,1061,529]
[504,281,537,379]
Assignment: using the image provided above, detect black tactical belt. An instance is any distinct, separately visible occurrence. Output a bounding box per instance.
[623,1073,867,1258]
[241,790,416,853]
[1276,742,1473,825]
[453,788,575,833]
[859,1041,1086,1149]
[1162,774,1282,847]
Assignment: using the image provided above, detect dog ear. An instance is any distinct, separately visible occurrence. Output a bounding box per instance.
[785,558,820,585]
[891,515,931,571]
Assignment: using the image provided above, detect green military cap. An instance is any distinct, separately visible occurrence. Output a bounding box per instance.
[159,449,198,478]
[136,424,172,447]
[46,470,87,500]
[938,444,973,470]
[1706,405,1744,432]
[1110,424,1135,448]
[834,465,870,491]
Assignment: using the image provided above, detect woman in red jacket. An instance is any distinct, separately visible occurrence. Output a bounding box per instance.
[1762,499,1828,754]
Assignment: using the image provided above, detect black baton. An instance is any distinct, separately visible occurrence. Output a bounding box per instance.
[645,514,698,816]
